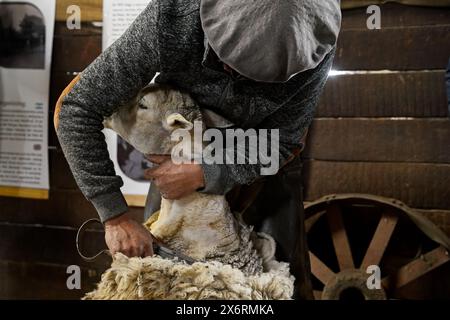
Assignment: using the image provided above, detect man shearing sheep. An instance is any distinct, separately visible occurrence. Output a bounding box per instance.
[54,0,341,299]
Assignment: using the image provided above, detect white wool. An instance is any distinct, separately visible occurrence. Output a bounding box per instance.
[84,253,294,300]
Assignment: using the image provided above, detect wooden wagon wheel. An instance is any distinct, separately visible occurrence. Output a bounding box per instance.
[305,194,450,300]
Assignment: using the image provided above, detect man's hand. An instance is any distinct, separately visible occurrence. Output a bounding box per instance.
[144,155,205,200]
[104,212,154,257]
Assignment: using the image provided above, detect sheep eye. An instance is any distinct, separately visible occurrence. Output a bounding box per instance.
[138,103,148,110]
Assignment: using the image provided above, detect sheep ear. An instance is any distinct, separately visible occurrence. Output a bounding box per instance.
[165,113,193,131]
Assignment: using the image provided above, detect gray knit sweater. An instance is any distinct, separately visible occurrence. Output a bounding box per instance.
[56,0,335,222]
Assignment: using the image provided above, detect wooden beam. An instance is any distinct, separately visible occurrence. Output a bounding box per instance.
[0,260,102,299]
[361,211,399,269]
[303,160,450,210]
[382,246,450,291]
[309,251,336,286]
[317,71,448,118]
[304,119,450,163]
[0,223,110,269]
[327,205,355,270]
[52,32,102,73]
[342,0,450,10]
[341,3,450,28]
[335,25,450,70]
[0,189,144,227]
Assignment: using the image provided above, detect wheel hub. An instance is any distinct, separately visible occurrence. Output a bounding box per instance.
[322,269,387,300]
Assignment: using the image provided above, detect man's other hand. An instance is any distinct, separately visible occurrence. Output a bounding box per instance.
[104,212,154,257]
[144,155,205,199]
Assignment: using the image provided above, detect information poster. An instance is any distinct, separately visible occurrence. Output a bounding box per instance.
[103,0,153,206]
[0,0,55,199]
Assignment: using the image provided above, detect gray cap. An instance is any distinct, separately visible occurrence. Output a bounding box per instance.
[200,0,342,83]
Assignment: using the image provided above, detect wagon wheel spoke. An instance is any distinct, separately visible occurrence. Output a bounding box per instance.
[309,251,336,286]
[381,246,450,295]
[326,204,354,270]
[360,210,399,269]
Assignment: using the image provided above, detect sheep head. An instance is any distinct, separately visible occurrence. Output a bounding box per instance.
[103,84,202,156]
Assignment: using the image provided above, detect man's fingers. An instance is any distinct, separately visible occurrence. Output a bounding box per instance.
[144,168,156,179]
[121,245,141,258]
[147,154,171,164]
[128,247,138,258]
[143,244,154,257]
[155,178,187,200]
[144,167,163,180]
[144,162,171,180]
[120,247,132,258]
[134,245,145,258]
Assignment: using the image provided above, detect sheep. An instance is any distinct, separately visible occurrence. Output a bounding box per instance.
[84,84,294,300]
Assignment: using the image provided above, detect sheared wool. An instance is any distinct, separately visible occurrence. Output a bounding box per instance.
[84,252,294,300]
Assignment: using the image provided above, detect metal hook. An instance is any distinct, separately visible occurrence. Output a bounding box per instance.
[76,218,111,261]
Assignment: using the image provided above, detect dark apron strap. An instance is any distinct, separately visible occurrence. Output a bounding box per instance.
[143,183,162,221]
[232,156,313,300]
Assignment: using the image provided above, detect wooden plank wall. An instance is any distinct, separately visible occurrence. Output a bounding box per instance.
[303,4,450,229]
[0,1,449,299]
